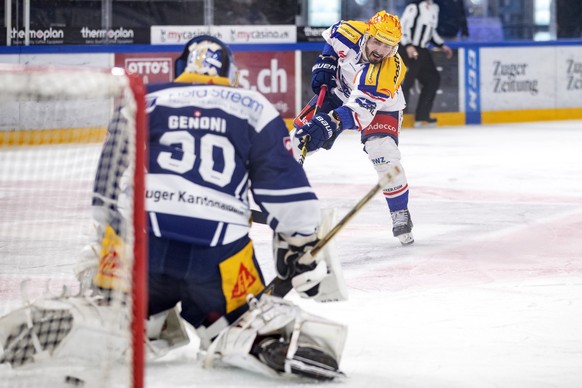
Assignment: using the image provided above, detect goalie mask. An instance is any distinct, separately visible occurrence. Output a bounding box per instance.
[174,35,238,86]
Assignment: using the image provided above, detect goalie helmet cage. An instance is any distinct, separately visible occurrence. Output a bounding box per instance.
[0,64,147,388]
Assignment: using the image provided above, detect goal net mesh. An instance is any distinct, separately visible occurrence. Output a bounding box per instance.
[0,65,146,388]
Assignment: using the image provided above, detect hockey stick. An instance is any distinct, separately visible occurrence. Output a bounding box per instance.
[298,84,327,165]
[265,164,400,297]
[199,165,401,344]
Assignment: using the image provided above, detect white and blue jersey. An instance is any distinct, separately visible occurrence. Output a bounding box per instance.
[143,82,320,247]
[321,20,407,131]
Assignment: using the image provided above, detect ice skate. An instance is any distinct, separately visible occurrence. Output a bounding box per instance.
[391,208,414,245]
[413,117,437,128]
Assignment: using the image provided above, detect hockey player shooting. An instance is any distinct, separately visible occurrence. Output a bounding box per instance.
[0,35,347,381]
[294,10,415,245]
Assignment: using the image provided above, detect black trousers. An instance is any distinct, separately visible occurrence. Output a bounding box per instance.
[398,46,440,121]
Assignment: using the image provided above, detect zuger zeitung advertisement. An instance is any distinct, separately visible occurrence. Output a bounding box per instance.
[150,25,296,45]
[557,47,582,108]
[480,46,582,111]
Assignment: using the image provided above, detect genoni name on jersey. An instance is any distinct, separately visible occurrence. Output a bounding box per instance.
[168,115,226,133]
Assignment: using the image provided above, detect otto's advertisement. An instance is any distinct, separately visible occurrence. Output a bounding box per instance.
[115,50,295,119]
[115,53,175,84]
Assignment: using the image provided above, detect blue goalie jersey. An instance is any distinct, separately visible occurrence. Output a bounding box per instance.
[142,82,320,247]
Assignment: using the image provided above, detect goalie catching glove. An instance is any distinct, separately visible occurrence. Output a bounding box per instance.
[273,232,327,298]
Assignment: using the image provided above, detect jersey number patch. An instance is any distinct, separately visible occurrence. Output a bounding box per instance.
[157,131,235,187]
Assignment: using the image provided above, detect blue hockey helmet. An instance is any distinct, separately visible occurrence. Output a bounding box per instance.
[174,35,238,86]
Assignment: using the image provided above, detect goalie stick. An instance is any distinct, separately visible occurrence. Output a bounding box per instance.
[199,165,402,345]
[251,85,328,224]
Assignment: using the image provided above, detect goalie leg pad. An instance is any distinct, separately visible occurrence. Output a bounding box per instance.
[204,295,347,380]
[146,306,190,359]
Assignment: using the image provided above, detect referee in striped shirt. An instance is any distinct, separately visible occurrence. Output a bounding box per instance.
[398,0,453,127]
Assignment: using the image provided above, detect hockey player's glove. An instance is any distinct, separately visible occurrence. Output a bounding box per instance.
[311,55,337,95]
[273,232,327,298]
[295,112,341,152]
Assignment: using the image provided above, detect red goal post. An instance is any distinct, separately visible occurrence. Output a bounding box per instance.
[0,64,147,388]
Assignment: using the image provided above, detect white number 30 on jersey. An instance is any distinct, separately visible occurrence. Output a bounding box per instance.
[157,131,235,188]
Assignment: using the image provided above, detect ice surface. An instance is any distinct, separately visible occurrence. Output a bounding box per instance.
[146,120,582,387]
[2,120,581,387]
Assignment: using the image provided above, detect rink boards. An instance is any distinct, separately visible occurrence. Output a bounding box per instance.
[1,39,582,142]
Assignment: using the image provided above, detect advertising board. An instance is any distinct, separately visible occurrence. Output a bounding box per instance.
[151,25,296,45]
[113,50,296,119]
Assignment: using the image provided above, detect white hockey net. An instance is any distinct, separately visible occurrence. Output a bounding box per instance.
[0,65,146,388]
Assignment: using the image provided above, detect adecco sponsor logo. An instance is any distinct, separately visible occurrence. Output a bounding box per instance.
[125,58,173,83]
[366,122,397,134]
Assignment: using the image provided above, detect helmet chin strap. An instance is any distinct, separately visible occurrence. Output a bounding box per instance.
[387,44,399,58]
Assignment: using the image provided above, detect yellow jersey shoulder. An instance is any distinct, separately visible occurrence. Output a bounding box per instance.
[371,53,407,97]
[335,20,367,44]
